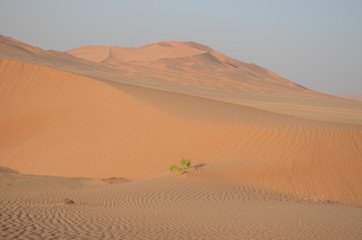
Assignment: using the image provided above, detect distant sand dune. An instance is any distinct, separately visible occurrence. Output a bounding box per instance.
[67,41,314,95]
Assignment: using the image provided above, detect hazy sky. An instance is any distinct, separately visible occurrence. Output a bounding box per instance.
[1,0,361,95]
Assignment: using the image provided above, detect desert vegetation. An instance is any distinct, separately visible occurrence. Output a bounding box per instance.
[169,158,191,176]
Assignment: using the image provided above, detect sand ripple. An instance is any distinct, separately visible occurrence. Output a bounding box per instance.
[1,174,362,239]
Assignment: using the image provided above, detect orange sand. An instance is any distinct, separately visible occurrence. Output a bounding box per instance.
[1,35,362,239]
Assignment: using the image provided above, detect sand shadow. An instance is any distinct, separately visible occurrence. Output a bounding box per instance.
[192,163,206,169]
[0,166,19,174]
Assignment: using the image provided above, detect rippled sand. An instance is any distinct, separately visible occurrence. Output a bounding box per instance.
[1,172,362,240]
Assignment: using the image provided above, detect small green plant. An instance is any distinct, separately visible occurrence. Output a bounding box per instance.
[181,158,191,168]
[169,164,179,172]
[169,158,191,176]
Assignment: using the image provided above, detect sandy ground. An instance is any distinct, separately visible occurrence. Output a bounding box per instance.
[1,35,362,239]
[1,171,362,240]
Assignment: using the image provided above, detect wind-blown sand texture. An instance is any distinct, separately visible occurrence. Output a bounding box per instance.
[2,171,362,240]
[1,35,362,239]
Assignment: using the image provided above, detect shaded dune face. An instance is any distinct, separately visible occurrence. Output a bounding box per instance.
[1,58,362,206]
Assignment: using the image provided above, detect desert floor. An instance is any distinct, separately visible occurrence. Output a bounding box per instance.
[1,170,362,240]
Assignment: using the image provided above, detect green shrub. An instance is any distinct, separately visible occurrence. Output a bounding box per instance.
[169,164,179,172]
[169,158,191,176]
[181,158,191,168]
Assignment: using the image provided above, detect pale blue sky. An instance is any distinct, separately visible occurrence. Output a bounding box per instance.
[0,0,361,95]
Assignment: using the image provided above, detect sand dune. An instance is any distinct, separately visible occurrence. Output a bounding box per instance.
[1,35,362,239]
[1,58,361,206]
[67,40,315,94]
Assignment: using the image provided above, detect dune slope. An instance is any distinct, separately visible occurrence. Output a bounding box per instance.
[1,58,362,205]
